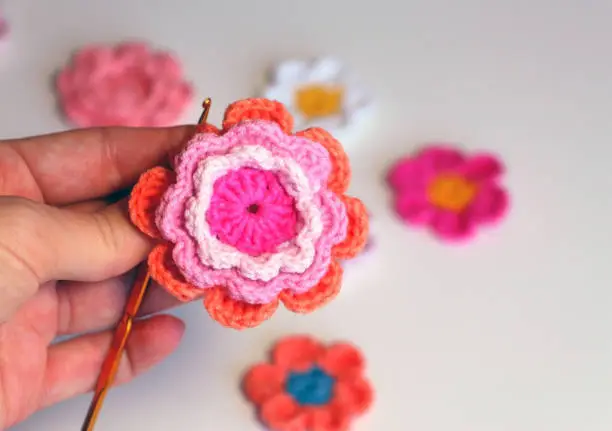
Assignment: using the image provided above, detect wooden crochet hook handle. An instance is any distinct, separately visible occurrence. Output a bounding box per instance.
[81,98,212,431]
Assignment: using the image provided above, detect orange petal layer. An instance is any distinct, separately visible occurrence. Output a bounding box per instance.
[223,98,293,133]
[204,287,279,329]
[128,167,174,239]
[243,363,286,406]
[272,335,325,371]
[260,393,308,431]
[306,405,351,431]
[280,260,343,313]
[319,343,365,381]
[195,123,220,135]
[295,127,351,194]
[148,243,203,302]
[331,378,374,416]
[332,196,369,260]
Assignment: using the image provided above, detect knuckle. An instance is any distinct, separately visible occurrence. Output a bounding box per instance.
[91,210,122,256]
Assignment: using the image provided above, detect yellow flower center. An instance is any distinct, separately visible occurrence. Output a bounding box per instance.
[294,84,344,120]
[427,174,477,212]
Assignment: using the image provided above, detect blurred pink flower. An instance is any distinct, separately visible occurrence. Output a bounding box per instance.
[56,42,193,127]
[0,14,8,38]
[387,145,509,242]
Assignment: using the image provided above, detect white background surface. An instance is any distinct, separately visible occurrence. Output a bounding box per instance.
[3,0,612,430]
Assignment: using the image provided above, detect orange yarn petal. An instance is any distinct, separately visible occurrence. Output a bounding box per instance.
[204,287,279,329]
[128,167,174,239]
[260,393,308,431]
[195,123,220,134]
[148,243,203,302]
[306,405,350,431]
[243,363,286,406]
[280,261,343,314]
[272,335,326,371]
[331,378,374,416]
[332,196,369,260]
[295,127,351,194]
[223,98,293,133]
[318,343,365,381]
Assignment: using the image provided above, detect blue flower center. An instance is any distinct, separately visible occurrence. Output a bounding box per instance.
[285,366,335,406]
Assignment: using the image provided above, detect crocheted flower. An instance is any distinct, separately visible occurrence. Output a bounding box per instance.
[263,57,372,136]
[387,145,509,241]
[56,42,193,127]
[343,211,374,268]
[243,335,373,431]
[129,98,369,329]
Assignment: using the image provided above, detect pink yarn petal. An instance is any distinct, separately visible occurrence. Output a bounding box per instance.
[394,192,434,225]
[415,145,466,172]
[460,154,504,182]
[151,52,184,79]
[430,210,474,241]
[71,46,113,74]
[114,42,151,63]
[56,43,193,127]
[387,145,466,193]
[386,157,429,192]
[468,184,509,224]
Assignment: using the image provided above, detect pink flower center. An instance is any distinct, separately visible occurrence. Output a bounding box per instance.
[206,167,299,256]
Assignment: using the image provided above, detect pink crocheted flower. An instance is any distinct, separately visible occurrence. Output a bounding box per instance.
[156,120,347,304]
[56,42,193,127]
[130,98,369,329]
[387,145,509,241]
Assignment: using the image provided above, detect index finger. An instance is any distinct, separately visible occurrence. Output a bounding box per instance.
[0,126,193,205]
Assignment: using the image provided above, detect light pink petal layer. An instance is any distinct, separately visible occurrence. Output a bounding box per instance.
[468,184,509,224]
[168,189,346,304]
[171,121,331,193]
[460,154,504,182]
[156,121,344,304]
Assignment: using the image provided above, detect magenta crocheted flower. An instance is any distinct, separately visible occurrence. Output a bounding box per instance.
[387,145,509,241]
[56,42,193,127]
[156,120,348,304]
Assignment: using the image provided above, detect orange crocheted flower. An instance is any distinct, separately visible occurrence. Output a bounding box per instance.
[243,335,373,431]
[128,98,369,329]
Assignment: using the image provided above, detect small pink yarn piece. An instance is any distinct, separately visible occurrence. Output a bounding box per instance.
[206,167,299,256]
[56,42,193,127]
[387,145,509,242]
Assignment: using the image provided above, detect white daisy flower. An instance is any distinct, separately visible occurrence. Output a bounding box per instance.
[262,57,373,137]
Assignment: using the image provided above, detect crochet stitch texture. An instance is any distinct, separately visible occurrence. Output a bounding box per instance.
[56,42,193,127]
[243,335,374,431]
[129,98,369,329]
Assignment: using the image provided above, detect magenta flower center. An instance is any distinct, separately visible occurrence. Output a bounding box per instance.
[206,167,299,256]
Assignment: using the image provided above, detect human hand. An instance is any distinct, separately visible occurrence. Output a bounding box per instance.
[0,126,195,429]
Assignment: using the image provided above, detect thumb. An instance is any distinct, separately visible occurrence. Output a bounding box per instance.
[0,196,151,320]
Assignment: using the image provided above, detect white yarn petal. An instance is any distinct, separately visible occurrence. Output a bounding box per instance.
[304,57,344,83]
[261,57,373,137]
[262,85,293,106]
[187,145,323,283]
[272,60,308,84]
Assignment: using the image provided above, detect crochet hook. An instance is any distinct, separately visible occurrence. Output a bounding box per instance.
[81,98,213,431]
